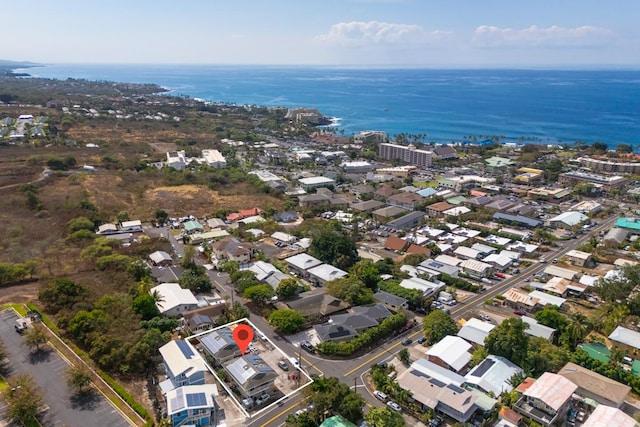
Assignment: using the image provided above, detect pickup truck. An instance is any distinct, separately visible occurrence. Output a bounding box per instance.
[15,319,28,334]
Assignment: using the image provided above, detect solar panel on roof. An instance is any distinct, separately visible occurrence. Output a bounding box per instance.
[176,340,194,358]
[470,358,495,377]
[186,392,207,407]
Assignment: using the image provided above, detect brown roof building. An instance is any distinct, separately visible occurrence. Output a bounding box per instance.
[384,236,409,252]
[426,201,454,217]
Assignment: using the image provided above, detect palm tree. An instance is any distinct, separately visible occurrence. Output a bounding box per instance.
[563,313,589,349]
[150,290,165,304]
[137,276,153,295]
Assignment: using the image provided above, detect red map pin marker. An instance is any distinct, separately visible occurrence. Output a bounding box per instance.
[233,324,254,355]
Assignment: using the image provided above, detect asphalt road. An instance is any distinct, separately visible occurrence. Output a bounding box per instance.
[0,309,132,427]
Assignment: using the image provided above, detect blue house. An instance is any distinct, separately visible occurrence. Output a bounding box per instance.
[159,340,208,393]
[167,384,218,427]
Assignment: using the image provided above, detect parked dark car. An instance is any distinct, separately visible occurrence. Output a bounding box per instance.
[417,337,427,344]
[301,341,316,353]
[513,309,527,316]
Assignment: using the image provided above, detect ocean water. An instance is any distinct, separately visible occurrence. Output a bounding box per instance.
[22,64,640,147]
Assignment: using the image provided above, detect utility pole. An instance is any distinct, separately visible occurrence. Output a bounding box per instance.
[297,346,302,387]
[354,377,357,391]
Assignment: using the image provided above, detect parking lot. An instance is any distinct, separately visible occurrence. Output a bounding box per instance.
[0,309,133,427]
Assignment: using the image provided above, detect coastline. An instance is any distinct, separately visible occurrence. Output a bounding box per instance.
[7,64,640,147]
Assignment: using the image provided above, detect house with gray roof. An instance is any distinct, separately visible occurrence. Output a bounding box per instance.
[396,358,477,423]
[351,303,392,323]
[285,291,349,319]
[493,212,542,228]
[521,316,556,341]
[284,253,323,278]
[313,323,358,343]
[608,326,640,352]
[199,328,240,363]
[420,259,460,278]
[329,313,379,333]
[457,317,495,346]
[149,250,173,266]
[182,304,226,334]
[224,354,277,398]
[549,211,589,229]
[350,199,385,212]
[373,291,408,311]
[604,228,629,245]
[307,263,348,286]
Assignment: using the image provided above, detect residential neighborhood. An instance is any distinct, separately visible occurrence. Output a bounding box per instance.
[5,74,640,427]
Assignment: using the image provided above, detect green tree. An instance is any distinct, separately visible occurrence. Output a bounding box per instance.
[616,143,633,154]
[23,326,48,352]
[230,270,260,293]
[485,318,529,368]
[38,278,88,314]
[308,222,359,270]
[5,374,43,426]
[365,407,406,427]
[349,258,381,290]
[179,266,212,292]
[218,260,240,274]
[422,310,458,345]
[542,158,563,182]
[307,376,364,423]
[326,277,374,306]
[243,284,275,305]
[155,209,169,224]
[534,305,568,331]
[560,313,590,349]
[127,259,152,282]
[276,278,298,300]
[526,337,570,376]
[116,211,130,223]
[469,346,489,368]
[132,293,161,320]
[67,216,95,234]
[398,348,410,366]
[404,253,427,266]
[268,309,306,334]
[66,365,92,394]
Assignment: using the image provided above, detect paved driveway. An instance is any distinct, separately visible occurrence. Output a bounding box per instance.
[0,309,132,427]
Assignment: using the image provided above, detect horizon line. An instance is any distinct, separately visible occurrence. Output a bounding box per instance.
[11,61,640,72]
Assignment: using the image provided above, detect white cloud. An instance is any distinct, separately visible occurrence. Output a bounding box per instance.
[315,21,448,47]
[473,25,613,48]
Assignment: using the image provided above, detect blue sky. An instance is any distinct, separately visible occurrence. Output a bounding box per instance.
[2,0,638,67]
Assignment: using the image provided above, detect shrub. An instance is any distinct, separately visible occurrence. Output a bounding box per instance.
[316,313,407,356]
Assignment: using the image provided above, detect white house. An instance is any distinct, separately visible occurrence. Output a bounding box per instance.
[307,264,348,286]
[151,283,199,316]
[202,149,227,168]
[159,340,207,393]
[464,355,524,396]
[120,220,143,233]
[426,335,472,372]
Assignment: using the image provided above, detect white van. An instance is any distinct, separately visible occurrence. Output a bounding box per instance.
[373,390,388,402]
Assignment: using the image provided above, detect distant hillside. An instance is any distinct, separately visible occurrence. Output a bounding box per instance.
[0,59,40,76]
[0,59,39,67]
